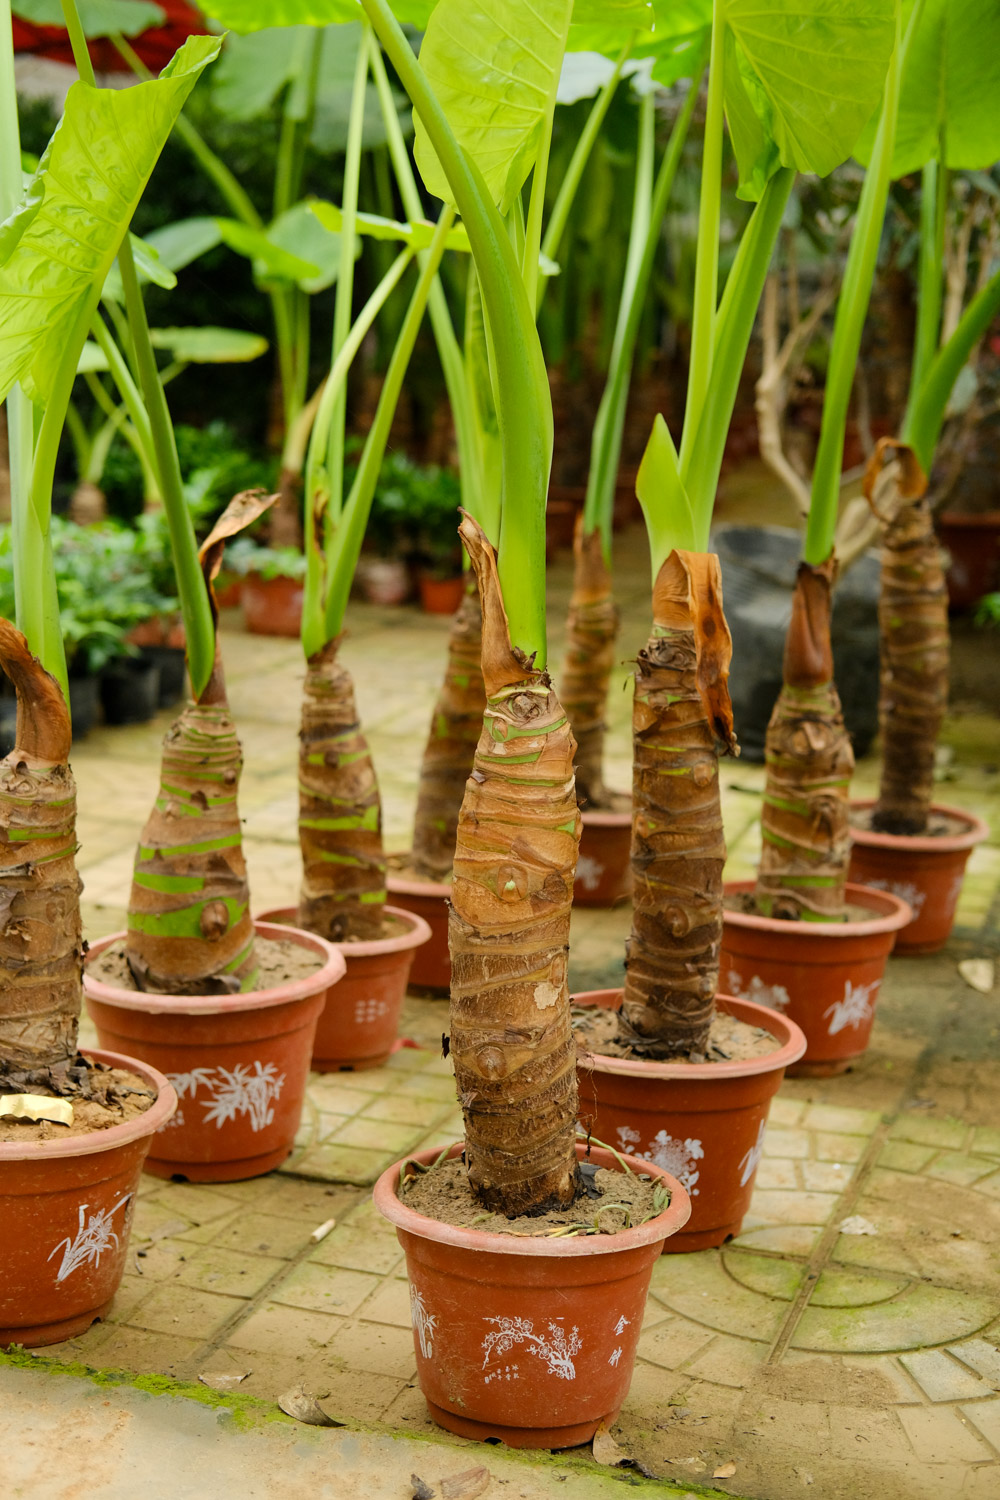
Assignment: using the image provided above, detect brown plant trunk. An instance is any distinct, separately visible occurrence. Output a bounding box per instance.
[0,621,82,1074]
[558,520,619,811]
[866,440,948,835]
[449,516,581,1217]
[269,466,304,551]
[410,573,485,881]
[68,481,107,525]
[755,561,854,921]
[621,551,738,1059]
[125,492,275,996]
[296,638,387,942]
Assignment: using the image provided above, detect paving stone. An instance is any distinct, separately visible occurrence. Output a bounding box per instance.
[835,1353,927,1404]
[747,1188,840,1226]
[73,1325,203,1374]
[970,1127,1000,1159]
[223,1303,345,1354]
[271,1263,382,1316]
[730,1224,821,1256]
[793,1283,998,1354]
[650,1254,788,1342]
[287,1143,395,1184]
[306,1080,376,1113]
[722,1249,805,1301]
[326,1321,417,1379]
[897,1404,994,1463]
[949,1339,1000,1387]
[326,1116,427,1154]
[356,1277,413,1329]
[811,1267,910,1308]
[899,1350,997,1402]
[395,1073,459,1102]
[763,1096,805,1128]
[174,1246,286,1297]
[800,1159,855,1193]
[753,1158,799,1190]
[889,1114,969,1149]
[960,1398,1000,1450]
[878,1139,939,1173]
[972,1171,1000,1199]
[202,1213,312,1259]
[309,1224,404,1275]
[685,1335,769,1388]
[127,1283,246,1338]
[761,1127,810,1159]
[359,1093,452,1127]
[141,1183,244,1226]
[925,1152,1000,1187]
[802,1104,881,1136]
[637,1317,717,1370]
[813,1132,868,1164]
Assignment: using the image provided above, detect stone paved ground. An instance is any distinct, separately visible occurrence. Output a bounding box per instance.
[18,510,1000,1500]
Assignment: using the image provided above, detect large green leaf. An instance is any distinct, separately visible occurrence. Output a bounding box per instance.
[413,0,576,213]
[570,0,708,82]
[101,232,179,300]
[856,0,1000,174]
[312,200,471,251]
[198,0,356,29]
[140,216,225,272]
[215,216,322,285]
[721,0,896,197]
[266,201,342,291]
[13,0,164,36]
[149,326,269,362]
[0,34,222,407]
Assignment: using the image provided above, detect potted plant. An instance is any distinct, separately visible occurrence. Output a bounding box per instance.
[223,534,308,636]
[360,0,696,1447]
[571,0,898,1246]
[0,12,216,1347]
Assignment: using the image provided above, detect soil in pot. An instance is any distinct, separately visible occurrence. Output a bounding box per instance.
[375,1140,691,1448]
[848,800,989,954]
[0,1049,175,1348]
[83,923,344,1182]
[257,905,431,1069]
[100,657,161,725]
[720,880,912,1074]
[386,860,452,995]
[573,992,805,1252]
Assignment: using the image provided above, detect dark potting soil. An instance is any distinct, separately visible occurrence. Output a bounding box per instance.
[726,892,876,923]
[0,1057,155,1145]
[90,934,323,991]
[573,1006,780,1065]
[401,1153,666,1236]
[849,806,967,839]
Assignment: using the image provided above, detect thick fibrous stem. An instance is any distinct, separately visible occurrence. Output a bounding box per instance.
[621,552,737,1059]
[0,621,82,1073]
[558,521,619,811]
[756,562,854,921]
[867,441,947,836]
[449,516,581,1217]
[270,466,304,551]
[127,694,258,994]
[411,574,485,880]
[297,638,386,942]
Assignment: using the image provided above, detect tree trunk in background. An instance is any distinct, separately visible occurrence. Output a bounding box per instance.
[68,482,107,525]
[410,574,485,881]
[558,520,619,811]
[0,621,81,1073]
[621,552,738,1059]
[449,517,581,1217]
[755,561,854,921]
[297,638,387,942]
[867,439,948,836]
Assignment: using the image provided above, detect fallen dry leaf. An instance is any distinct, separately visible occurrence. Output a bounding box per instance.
[592,1424,627,1466]
[277,1385,344,1427]
[713,1461,737,1479]
[411,1478,435,1500]
[958,958,995,994]
[839,1215,878,1236]
[439,1467,490,1499]
[198,1372,251,1391]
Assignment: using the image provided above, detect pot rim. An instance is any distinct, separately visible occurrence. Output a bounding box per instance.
[573,992,806,1081]
[374,1140,691,1256]
[257,904,433,958]
[848,800,989,855]
[936,510,1000,528]
[386,867,452,900]
[580,805,632,829]
[722,880,912,936]
[82,921,345,1016]
[0,1046,176,1163]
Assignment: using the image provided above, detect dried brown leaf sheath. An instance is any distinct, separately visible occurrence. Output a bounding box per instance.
[558,518,620,811]
[756,560,854,921]
[0,620,82,1071]
[297,639,386,942]
[621,551,736,1059]
[449,516,581,1215]
[865,439,947,836]
[411,573,485,881]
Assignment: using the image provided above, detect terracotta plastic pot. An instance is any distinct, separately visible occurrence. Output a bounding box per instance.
[0,1048,176,1348]
[385,871,451,994]
[720,881,911,1077]
[848,800,989,954]
[418,575,465,615]
[242,573,304,637]
[574,992,805,1253]
[358,557,411,606]
[936,511,1000,610]
[258,906,431,1069]
[574,809,633,908]
[374,1140,691,1448]
[83,922,344,1181]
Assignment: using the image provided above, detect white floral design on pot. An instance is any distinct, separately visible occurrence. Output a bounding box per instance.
[410,1286,437,1359]
[727,971,791,1012]
[575,854,604,891]
[616,1125,704,1197]
[824,979,878,1036]
[482,1317,582,1381]
[738,1119,767,1187]
[48,1194,132,1283]
[167,1062,285,1133]
[864,877,926,916]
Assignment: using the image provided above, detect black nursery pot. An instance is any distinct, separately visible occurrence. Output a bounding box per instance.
[713,524,881,762]
[139,645,187,708]
[100,657,161,726]
[68,673,100,739]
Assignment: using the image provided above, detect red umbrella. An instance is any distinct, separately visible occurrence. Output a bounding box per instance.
[12,0,209,74]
